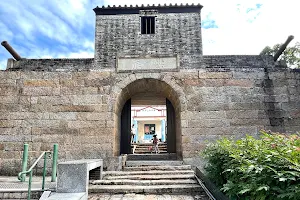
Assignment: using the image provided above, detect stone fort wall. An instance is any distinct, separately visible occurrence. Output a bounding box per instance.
[94,12,202,69]
[1,55,300,174]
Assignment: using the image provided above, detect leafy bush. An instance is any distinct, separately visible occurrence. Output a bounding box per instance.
[202,130,300,200]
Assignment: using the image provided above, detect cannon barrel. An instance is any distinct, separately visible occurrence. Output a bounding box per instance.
[1,41,21,61]
[274,35,294,61]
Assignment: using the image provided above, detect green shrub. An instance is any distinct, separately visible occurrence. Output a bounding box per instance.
[202,130,300,200]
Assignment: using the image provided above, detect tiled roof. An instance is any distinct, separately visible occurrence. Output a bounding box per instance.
[93,3,203,15]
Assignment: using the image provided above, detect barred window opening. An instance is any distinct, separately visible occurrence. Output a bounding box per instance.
[141,17,155,34]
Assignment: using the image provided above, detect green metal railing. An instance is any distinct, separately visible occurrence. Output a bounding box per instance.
[18,144,58,200]
[51,144,58,182]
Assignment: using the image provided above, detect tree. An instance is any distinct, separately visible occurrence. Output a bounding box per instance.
[260,42,300,68]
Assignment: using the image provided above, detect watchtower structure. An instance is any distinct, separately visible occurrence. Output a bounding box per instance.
[93,4,203,70]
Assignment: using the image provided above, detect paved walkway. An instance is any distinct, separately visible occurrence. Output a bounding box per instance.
[89,193,210,200]
[0,176,55,192]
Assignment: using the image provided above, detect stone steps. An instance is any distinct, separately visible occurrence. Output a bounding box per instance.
[89,184,203,194]
[133,143,168,155]
[135,146,167,148]
[134,146,167,150]
[103,174,195,180]
[103,170,194,176]
[134,150,168,154]
[127,153,177,161]
[91,179,198,185]
[126,160,183,166]
[123,165,192,171]
[134,143,167,146]
[88,161,207,196]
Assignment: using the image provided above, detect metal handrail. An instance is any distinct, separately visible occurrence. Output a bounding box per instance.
[18,151,51,200]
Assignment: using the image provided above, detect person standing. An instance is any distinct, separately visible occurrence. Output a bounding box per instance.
[152,135,159,154]
[131,124,136,144]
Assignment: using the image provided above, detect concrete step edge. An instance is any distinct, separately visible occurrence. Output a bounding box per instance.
[123,165,192,171]
[89,184,201,189]
[133,151,168,152]
[89,184,203,194]
[91,179,198,185]
[125,161,183,166]
[103,174,195,180]
[133,143,167,146]
[135,145,167,149]
[103,170,194,176]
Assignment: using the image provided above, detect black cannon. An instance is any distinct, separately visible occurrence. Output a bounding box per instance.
[1,41,21,61]
[273,35,294,61]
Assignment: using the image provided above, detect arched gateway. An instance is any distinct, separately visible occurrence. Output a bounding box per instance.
[113,78,186,160]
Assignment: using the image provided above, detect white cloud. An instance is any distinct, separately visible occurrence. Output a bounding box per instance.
[66,51,94,58]
[200,0,299,55]
[83,40,95,50]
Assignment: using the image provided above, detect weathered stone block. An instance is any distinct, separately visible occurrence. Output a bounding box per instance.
[72,95,103,105]
[198,71,232,79]
[36,96,72,105]
[0,86,19,95]
[226,110,259,119]
[23,79,58,87]
[188,119,230,128]
[268,72,286,79]
[202,94,230,103]
[32,127,79,135]
[22,87,60,96]
[79,128,112,136]
[182,111,226,120]
[48,112,77,120]
[224,79,254,87]
[77,112,112,121]
[0,151,22,159]
[0,120,23,128]
[0,96,19,104]
[26,119,61,128]
[51,105,95,112]
[67,120,105,129]
[32,134,66,143]
[228,102,264,110]
[230,118,270,126]
[232,71,265,79]
[84,77,113,87]
[264,95,289,103]
[194,102,228,111]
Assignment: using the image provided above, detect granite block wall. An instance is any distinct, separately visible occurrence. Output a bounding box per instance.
[6,58,94,71]
[0,71,113,174]
[1,55,300,174]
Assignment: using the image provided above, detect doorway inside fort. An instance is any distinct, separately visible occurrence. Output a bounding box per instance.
[120,95,176,155]
[116,79,181,158]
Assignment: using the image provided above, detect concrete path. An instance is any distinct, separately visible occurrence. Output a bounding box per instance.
[89,193,210,200]
[0,176,55,192]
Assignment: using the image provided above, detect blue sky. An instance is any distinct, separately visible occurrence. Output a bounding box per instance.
[0,0,299,70]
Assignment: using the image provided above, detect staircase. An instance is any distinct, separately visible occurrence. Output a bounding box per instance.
[89,159,209,199]
[133,143,167,154]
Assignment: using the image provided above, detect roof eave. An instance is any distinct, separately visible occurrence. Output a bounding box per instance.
[93,4,203,15]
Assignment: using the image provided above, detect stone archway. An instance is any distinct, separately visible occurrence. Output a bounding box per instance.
[113,77,186,159]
